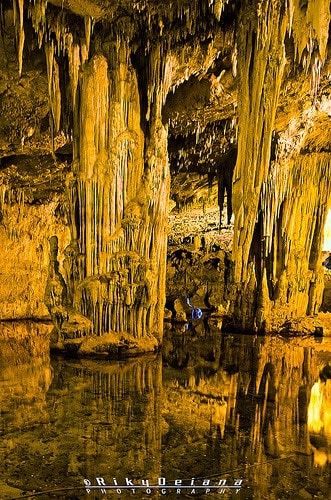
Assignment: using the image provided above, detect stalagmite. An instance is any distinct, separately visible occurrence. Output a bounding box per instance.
[84,16,92,56]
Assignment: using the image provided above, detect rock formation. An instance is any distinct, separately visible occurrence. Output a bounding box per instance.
[0,0,331,348]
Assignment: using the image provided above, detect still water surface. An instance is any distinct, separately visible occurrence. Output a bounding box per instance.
[1,321,331,499]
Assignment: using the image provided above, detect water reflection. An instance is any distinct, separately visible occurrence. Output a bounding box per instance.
[308,378,331,467]
[163,328,331,499]
[0,321,331,499]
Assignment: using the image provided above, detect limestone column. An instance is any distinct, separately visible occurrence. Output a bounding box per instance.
[67,40,170,342]
[231,0,288,330]
[231,0,331,331]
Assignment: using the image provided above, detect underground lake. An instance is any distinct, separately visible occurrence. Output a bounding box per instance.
[1,321,331,500]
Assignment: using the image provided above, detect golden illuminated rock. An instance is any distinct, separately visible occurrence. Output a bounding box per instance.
[0,0,331,343]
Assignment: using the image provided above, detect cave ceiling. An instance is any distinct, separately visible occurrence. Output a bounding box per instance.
[0,0,331,197]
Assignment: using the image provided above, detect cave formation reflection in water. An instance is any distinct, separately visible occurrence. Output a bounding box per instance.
[1,322,331,499]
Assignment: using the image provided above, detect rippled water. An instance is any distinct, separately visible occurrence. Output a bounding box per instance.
[1,321,331,499]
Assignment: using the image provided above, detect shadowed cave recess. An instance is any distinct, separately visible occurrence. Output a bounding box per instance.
[1,0,331,355]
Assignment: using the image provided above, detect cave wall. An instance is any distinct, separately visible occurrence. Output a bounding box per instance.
[0,196,69,319]
[0,164,70,320]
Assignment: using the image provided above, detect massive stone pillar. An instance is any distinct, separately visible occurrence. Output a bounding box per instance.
[230,0,331,332]
[231,0,288,330]
[66,41,170,345]
[261,153,331,327]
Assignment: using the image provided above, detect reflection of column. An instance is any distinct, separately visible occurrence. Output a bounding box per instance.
[0,323,52,420]
[161,331,325,497]
[219,335,319,498]
[308,381,324,433]
[48,354,162,485]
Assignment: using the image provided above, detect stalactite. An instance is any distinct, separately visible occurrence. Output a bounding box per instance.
[45,41,61,134]
[12,0,25,75]
[29,0,47,48]
[66,35,81,112]
[288,0,330,98]
[84,15,91,56]
[289,0,330,64]
[212,0,224,21]
[17,0,25,75]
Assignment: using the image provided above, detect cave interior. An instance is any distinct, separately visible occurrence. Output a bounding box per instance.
[1,0,331,354]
